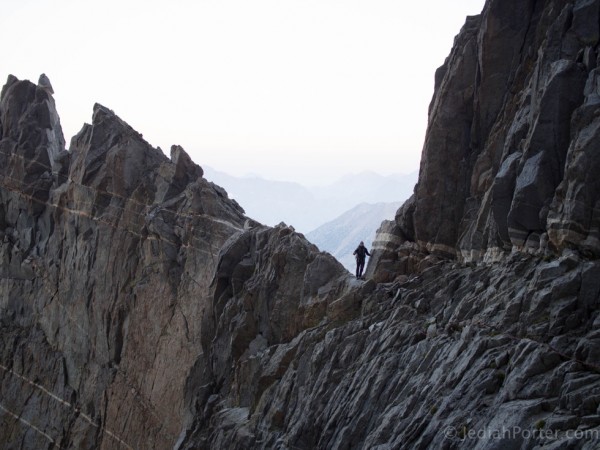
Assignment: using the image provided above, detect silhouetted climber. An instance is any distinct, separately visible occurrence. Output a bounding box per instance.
[353,241,371,279]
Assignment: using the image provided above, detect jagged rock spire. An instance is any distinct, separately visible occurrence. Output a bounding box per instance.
[38,73,54,94]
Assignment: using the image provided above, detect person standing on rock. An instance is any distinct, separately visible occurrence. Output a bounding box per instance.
[353,241,371,279]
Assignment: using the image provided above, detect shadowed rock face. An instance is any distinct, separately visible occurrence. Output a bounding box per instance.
[2,0,600,449]
[369,0,600,276]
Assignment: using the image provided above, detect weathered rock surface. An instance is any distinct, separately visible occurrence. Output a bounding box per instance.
[0,75,352,449]
[0,75,248,449]
[183,252,600,449]
[1,0,600,449]
[370,0,600,271]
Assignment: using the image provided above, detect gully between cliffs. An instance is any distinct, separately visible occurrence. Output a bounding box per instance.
[2,0,600,448]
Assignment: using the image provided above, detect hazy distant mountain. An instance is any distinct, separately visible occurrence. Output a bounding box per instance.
[310,171,417,205]
[203,167,318,231]
[306,202,403,272]
[203,167,416,233]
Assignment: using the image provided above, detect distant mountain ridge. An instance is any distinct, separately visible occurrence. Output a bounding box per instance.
[203,167,417,233]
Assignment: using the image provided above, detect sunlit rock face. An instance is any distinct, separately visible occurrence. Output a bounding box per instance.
[2,0,600,449]
[0,74,250,448]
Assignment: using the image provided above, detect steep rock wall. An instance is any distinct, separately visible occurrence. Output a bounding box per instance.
[370,0,600,280]
[0,75,350,448]
[0,74,247,448]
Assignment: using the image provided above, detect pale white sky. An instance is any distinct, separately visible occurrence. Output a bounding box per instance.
[1,0,485,185]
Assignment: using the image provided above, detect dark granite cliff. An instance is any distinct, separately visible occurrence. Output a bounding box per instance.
[1,0,600,449]
[369,0,600,278]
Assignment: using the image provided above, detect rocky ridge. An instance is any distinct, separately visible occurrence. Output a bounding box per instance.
[0,73,350,449]
[1,0,600,449]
